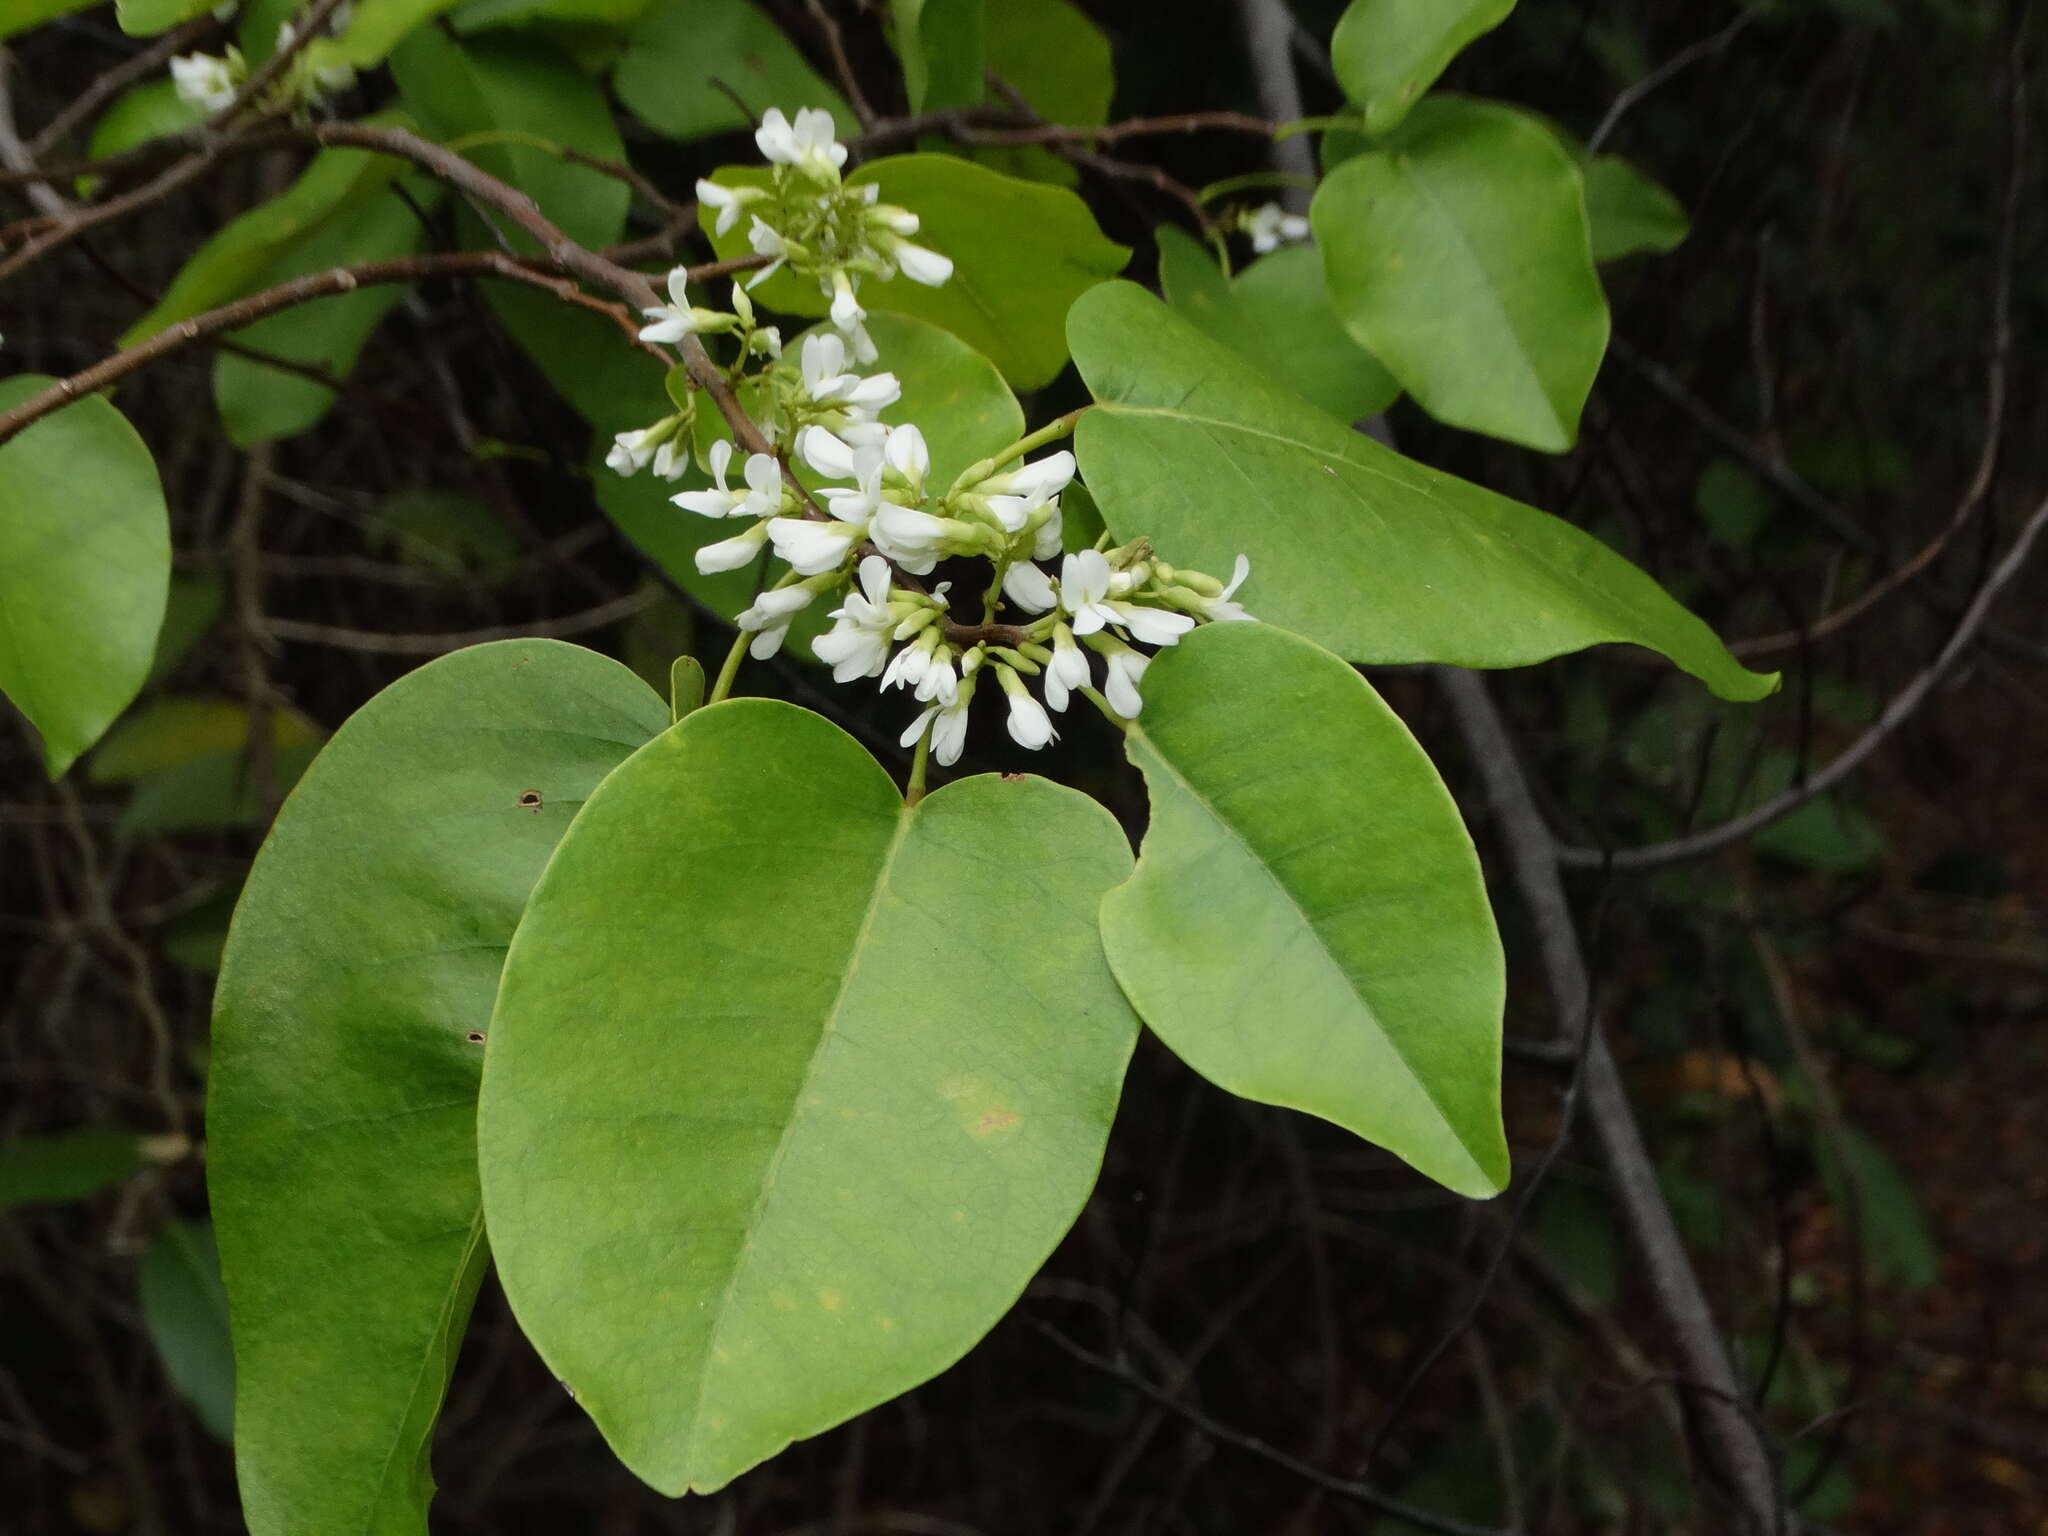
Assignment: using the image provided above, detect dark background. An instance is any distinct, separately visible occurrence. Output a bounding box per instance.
[3,0,2044,1530]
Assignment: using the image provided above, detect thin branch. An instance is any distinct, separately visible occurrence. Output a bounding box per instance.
[212,0,351,129]
[1436,667,1786,1533]
[1586,11,1756,155]
[27,17,217,160]
[1034,1321,1515,1536]
[804,0,875,130]
[1559,492,2048,871]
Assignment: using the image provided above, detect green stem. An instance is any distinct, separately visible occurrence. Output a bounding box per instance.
[1196,169,1320,204]
[1078,685,1131,734]
[905,725,933,805]
[945,406,1093,500]
[1274,113,1364,142]
[707,632,749,705]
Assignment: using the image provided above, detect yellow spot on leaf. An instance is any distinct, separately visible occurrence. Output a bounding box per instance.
[975,1107,1021,1136]
[818,1289,844,1313]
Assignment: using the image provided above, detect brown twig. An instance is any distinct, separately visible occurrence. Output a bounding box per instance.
[1560,492,2048,871]
[27,17,218,160]
[804,0,875,131]
[265,588,658,653]
[212,0,352,129]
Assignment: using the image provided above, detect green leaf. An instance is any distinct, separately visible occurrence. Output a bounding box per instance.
[974,0,1111,186]
[148,574,225,685]
[119,120,418,347]
[1583,153,1689,263]
[209,640,668,1536]
[117,740,321,836]
[1067,283,1776,701]
[668,654,705,720]
[81,79,206,194]
[2,0,95,36]
[1155,226,1399,423]
[1311,97,1608,451]
[0,376,171,777]
[213,172,443,445]
[316,0,465,67]
[89,696,325,784]
[453,0,657,28]
[614,0,849,141]
[140,1221,235,1441]
[704,154,1128,390]
[480,700,1139,1493]
[0,1129,147,1211]
[1100,623,1508,1198]
[600,311,1021,626]
[114,0,211,36]
[1330,0,1515,136]
[892,0,984,112]
[1819,1126,1939,1291]
[391,29,628,251]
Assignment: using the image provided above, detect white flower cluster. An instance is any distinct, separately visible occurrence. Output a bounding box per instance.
[1241,201,1310,254]
[623,330,1253,764]
[171,5,355,117]
[694,107,951,364]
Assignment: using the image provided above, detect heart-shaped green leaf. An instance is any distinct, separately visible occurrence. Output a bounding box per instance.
[1312,97,1607,450]
[1101,622,1508,1198]
[1069,281,1775,702]
[0,377,170,777]
[209,640,668,1536]
[479,699,1139,1494]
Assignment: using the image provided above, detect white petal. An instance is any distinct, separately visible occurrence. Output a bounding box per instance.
[894,242,953,286]
[798,424,860,480]
[1001,561,1057,614]
[694,528,765,573]
[1113,604,1197,647]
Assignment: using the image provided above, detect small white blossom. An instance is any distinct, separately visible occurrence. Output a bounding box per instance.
[996,667,1058,750]
[976,450,1076,501]
[811,557,896,681]
[694,522,769,574]
[737,585,816,659]
[1057,549,1196,645]
[902,694,972,766]
[696,178,761,237]
[1201,554,1256,622]
[766,515,861,576]
[171,53,239,115]
[672,441,784,520]
[1245,202,1310,254]
[1032,501,1065,562]
[885,237,954,287]
[1001,560,1057,614]
[798,423,862,479]
[638,268,731,345]
[871,504,973,575]
[1043,626,1090,712]
[755,106,847,182]
[1115,604,1197,647]
[747,217,791,286]
[1101,644,1150,718]
[826,269,875,363]
[882,423,929,498]
[606,425,661,477]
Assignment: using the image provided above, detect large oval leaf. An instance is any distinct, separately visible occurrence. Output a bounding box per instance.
[614,0,849,141]
[1069,281,1775,702]
[1102,622,1508,1198]
[1155,225,1399,423]
[0,376,170,777]
[1330,0,1515,136]
[209,641,668,1536]
[703,154,1128,389]
[1312,97,1607,451]
[479,699,1139,1494]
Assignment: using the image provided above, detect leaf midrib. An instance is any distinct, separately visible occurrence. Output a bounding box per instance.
[682,800,917,1473]
[1124,725,1489,1190]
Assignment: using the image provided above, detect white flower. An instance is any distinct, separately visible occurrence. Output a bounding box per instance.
[737,585,815,659]
[880,635,932,694]
[885,238,953,287]
[607,426,660,477]
[755,106,847,181]
[672,442,783,519]
[1202,554,1256,622]
[696,178,760,237]
[171,53,238,115]
[1032,500,1064,562]
[1102,645,1150,718]
[651,437,689,481]
[1043,626,1090,712]
[694,523,769,574]
[977,450,1075,501]
[867,202,919,237]
[996,667,1058,750]
[1001,560,1057,614]
[638,267,730,344]
[746,217,790,286]
[819,456,885,524]
[882,423,929,497]
[827,269,875,363]
[811,557,896,681]
[766,515,860,576]
[1057,549,1196,645]
[1115,604,1197,647]
[871,504,969,575]
[1246,202,1310,254]
[983,483,1050,534]
[902,693,972,766]
[798,424,862,480]
[1059,549,1122,634]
